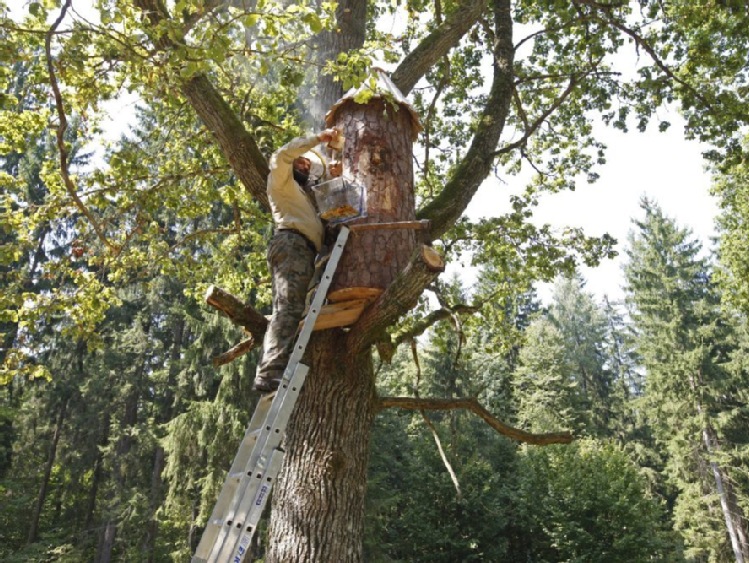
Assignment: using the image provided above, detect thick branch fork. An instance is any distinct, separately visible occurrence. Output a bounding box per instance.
[346,244,445,354]
[378,396,573,445]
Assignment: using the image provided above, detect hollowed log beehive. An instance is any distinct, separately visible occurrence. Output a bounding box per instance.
[324,70,423,301]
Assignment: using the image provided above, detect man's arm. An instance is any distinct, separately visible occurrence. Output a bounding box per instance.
[269,129,340,177]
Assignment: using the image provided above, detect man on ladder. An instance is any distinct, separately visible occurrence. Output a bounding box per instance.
[254,128,342,393]
[192,137,352,561]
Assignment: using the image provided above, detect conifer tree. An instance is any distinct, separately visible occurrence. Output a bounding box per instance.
[624,198,749,561]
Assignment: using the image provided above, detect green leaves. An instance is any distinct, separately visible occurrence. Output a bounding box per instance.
[516,440,671,561]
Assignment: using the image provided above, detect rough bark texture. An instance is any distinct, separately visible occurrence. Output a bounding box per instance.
[266,332,377,562]
[328,98,418,293]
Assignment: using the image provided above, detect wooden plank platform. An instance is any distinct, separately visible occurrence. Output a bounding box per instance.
[301,299,369,331]
[327,287,384,303]
[299,287,384,331]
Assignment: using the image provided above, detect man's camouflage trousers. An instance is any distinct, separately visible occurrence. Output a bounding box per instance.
[255,230,316,387]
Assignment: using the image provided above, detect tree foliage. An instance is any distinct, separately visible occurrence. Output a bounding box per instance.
[3,0,749,560]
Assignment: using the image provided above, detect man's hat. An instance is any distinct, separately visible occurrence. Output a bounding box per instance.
[302,149,327,183]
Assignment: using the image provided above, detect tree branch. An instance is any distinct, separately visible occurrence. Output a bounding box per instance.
[493,74,578,156]
[416,0,514,240]
[345,245,445,356]
[604,17,712,108]
[393,304,479,347]
[391,0,487,96]
[46,0,116,252]
[204,285,268,337]
[132,0,270,209]
[379,397,573,445]
[421,412,463,501]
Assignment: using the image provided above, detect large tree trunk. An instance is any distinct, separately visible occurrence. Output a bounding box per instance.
[262,63,422,561]
[266,332,377,562]
[305,0,366,126]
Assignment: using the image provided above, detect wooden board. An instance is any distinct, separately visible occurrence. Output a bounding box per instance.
[326,287,384,303]
[300,299,370,331]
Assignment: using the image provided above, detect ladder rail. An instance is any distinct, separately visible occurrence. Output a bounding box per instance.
[193,227,350,563]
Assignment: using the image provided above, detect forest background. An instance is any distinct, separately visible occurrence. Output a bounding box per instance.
[2,0,749,562]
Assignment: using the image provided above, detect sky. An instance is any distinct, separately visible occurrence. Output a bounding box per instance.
[459,108,719,304]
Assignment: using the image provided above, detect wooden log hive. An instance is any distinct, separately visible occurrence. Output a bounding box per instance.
[325,71,423,298]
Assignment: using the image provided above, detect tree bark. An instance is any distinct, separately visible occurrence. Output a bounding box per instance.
[266,332,378,562]
[305,0,367,126]
[27,398,68,544]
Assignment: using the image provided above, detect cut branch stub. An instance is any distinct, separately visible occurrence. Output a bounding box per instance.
[204,285,268,335]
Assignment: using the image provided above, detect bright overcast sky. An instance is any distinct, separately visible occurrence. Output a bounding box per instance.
[461,107,718,305]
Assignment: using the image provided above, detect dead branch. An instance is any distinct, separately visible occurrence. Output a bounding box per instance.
[378,396,573,445]
[212,336,257,366]
[421,412,463,501]
[348,220,431,232]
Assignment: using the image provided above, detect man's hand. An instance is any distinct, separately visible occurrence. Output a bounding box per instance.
[329,160,342,178]
[317,128,340,144]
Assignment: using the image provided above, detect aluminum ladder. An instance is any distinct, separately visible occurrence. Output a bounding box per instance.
[192,226,350,563]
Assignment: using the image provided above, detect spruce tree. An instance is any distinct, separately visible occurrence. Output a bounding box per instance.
[624,198,749,561]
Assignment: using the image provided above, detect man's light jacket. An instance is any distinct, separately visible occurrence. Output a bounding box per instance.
[267,135,324,252]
